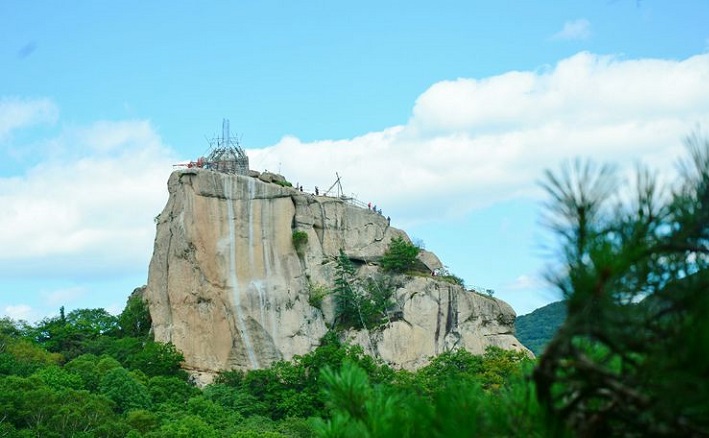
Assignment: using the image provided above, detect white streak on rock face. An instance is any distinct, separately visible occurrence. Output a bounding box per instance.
[224,176,259,368]
[248,177,256,272]
[252,279,268,329]
[246,178,273,337]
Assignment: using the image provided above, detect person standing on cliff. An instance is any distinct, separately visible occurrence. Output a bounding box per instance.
[315,186,319,196]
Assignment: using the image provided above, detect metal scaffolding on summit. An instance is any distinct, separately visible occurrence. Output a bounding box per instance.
[175,119,250,174]
[206,119,250,175]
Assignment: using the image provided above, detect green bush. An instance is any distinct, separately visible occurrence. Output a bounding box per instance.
[379,236,420,273]
[307,282,329,310]
[439,274,465,287]
[291,230,308,252]
[332,251,396,331]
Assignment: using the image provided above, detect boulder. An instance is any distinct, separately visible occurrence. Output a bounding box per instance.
[145,169,530,383]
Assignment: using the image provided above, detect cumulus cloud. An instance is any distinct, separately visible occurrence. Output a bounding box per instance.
[0,119,177,278]
[552,18,592,41]
[0,97,58,140]
[4,304,36,322]
[3,51,709,314]
[250,52,709,226]
[505,274,545,291]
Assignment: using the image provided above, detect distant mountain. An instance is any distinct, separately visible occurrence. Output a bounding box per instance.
[515,301,566,356]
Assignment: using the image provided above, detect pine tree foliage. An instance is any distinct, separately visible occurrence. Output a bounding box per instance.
[333,250,367,330]
[332,250,396,330]
[535,133,709,436]
[379,236,421,273]
[312,351,549,438]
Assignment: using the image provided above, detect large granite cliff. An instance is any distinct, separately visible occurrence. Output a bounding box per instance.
[145,169,529,383]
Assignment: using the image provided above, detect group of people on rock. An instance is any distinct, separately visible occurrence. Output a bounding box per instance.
[367,202,382,214]
[293,184,323,196]
[293,183,391,225]
[294,183,311,194]
[368,202,391,224]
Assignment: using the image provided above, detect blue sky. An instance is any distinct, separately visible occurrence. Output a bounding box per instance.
[2,1,709,322]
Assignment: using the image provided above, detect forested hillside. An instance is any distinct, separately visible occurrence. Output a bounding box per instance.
[515,301,566,356]
[0,296,538,437]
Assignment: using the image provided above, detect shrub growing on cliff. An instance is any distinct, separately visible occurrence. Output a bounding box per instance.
[332,251,396,331]
[307,282,329,310]
[292,230,308,253]
[332,250,365,330]
[435,267,466,287]
[379,236,420,274]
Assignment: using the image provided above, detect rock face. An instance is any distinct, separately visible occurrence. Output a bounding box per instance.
[145,169,529,382]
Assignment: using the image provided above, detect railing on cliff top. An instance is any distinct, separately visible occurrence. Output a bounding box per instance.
[339,195,369,210]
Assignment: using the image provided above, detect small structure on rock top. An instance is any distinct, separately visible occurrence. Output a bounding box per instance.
[175,119,249,175]
[206,119,249,175]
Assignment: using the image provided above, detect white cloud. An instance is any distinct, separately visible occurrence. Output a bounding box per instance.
[552,19,592,41]
[250,52,709,226]
[505,274,545,291]
[42,286,87,307]
[4,304,36,322]
[0,97,58,141]
[0,119,177,278]
[3,51,709,304]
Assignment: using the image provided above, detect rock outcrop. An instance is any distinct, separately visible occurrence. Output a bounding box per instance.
[145,169,529,383]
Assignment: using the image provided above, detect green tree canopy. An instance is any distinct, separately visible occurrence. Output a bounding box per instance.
[99,367,152,413]
[534,134,709,436]
[379,236,421,273]
[118,292,152,339]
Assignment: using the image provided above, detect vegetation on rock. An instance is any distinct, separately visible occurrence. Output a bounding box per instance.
[274,180,293,188]
[435,267,466,287]
[306,281,329,311]
[379,236,421,273]
[291,230,309,253]
[332,250,396,331]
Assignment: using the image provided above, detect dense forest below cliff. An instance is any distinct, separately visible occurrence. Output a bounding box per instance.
[0,296,538,437]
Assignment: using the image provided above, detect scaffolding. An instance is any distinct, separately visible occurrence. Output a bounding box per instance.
[205,119,249,175]
[324,173,368,209]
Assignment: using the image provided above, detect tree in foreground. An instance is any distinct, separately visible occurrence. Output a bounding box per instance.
[312,349,544,438]
[535,133,709,436]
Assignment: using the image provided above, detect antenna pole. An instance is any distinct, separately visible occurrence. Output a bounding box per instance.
[222,119,230,147]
